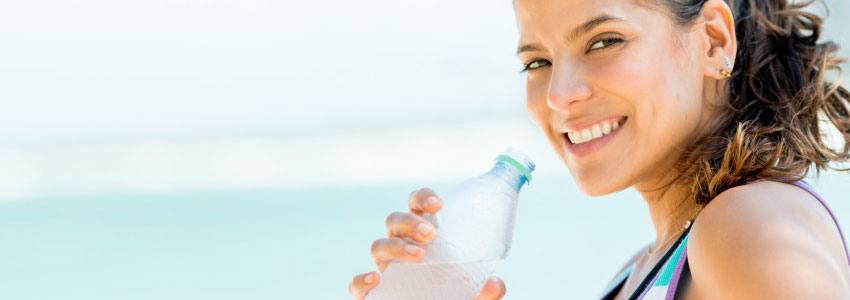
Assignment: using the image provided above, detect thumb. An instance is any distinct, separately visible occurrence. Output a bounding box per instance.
[474,277,506,300]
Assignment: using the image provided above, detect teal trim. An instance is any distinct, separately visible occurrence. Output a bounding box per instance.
[497,154,533,184]
[654,234,690,286]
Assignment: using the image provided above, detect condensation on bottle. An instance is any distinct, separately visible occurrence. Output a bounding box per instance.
[366,149,535,300]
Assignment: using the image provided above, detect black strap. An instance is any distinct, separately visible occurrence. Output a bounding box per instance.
[626,224,692,300]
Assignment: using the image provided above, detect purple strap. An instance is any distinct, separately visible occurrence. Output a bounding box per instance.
[664,247,689,300]
[661,180,850,299]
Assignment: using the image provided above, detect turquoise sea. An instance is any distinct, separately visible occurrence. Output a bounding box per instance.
[1,171,847,299]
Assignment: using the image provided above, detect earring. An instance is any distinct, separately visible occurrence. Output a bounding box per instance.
[719,56,733,78]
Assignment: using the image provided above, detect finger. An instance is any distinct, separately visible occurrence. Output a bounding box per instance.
[408,187,443,216]
[385,211,436,244]
[349,271,380,300]
[473,277,507,300]
[370,237,426,272]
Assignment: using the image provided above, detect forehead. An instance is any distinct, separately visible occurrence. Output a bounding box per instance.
[514,0,653,38]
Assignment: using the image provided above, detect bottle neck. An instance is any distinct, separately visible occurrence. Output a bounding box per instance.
[487,160,529,193]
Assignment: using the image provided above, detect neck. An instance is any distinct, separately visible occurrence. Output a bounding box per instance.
[635,87,719,254]
[635,177,702,255]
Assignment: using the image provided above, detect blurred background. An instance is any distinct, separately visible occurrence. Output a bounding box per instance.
[0,0,847,299]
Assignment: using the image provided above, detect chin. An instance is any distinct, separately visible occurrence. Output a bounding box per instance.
[570,170,630,197]
[576,181,616,196]
[559,144,635,197]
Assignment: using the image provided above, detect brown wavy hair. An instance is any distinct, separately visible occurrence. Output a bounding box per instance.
[655,0,850,205]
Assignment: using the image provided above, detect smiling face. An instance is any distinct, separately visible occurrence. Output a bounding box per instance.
[515,0,717,195]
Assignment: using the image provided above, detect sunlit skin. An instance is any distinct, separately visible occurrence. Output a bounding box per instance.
[515,0,728,297]
[518,0,715,197]
[350,0,850,298]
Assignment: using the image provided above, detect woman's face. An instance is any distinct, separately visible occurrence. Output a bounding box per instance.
[515,0,715,195]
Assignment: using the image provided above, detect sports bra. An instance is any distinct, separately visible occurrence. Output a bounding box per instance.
[599,180,850,300]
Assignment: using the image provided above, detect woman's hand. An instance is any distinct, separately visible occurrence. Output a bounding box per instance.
[348,187,507,300]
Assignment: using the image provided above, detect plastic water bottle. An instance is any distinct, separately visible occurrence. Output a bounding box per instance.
[366,149,535,300]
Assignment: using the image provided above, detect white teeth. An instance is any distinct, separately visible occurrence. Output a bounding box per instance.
[565,118,623,144]
[568,131,580,143]
[580,128,592,142]
[602,122,611,135]
[591,124,603,139]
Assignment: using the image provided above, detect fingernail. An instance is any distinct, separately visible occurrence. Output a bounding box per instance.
[405,244,422,255]
[364,273,376,284]
[426,196,439,206]
[417,223,434,235]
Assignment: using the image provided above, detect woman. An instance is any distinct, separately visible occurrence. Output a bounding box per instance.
[349,0,850,298]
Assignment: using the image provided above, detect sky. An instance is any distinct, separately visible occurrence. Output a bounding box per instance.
[0,0,536,199]
[0,0,848,299]
[0,0,522,146]
[0,0,847,199]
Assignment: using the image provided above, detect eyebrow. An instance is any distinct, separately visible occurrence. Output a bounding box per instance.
[516,14,623,56]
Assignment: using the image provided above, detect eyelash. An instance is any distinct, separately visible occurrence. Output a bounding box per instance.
[519,37,625,73]
[587,37,624,53]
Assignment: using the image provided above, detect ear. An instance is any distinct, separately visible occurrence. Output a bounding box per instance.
[699,0,737,80]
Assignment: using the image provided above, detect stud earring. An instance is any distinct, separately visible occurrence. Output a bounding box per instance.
[720,56,733,78]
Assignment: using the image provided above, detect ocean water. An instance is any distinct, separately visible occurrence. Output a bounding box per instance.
[1,171,847,299]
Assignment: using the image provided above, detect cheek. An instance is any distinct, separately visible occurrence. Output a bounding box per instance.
[526,75,570,160]
[600,40,699,127]
[589,40,704,183]
[594,47,673,146]
[595,46,668,106]
[525,77,550,128]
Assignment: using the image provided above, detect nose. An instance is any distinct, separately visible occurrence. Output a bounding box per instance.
[547,65,592,111]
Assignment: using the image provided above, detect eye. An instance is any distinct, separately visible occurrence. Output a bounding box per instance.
[520,59,551,73]
[587,37,624,52]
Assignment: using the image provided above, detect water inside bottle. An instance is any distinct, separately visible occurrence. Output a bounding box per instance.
[365,149,534,300]
[369,259,502,300]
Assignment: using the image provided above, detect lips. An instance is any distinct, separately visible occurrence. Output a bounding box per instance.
[563,117,627,144]
[561,117,627,157]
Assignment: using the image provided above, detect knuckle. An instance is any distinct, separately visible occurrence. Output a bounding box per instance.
[370,238,386,255]
[387,237,405,249]
[385,211,406,226]
[417,188,435,201]
[412,187,433,200]
[407,213,424,224]
[409,187,424,198]
[409,187,442,212]
[408,189,424,208]
[372,238,406,260]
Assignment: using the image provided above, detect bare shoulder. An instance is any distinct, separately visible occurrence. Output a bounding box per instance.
[686,180,850,299]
